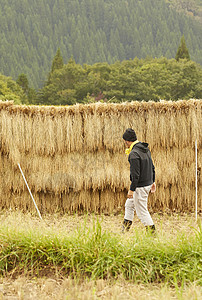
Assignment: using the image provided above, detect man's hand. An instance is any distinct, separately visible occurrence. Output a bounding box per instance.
[127,190,134,198]
[151,183,156,193]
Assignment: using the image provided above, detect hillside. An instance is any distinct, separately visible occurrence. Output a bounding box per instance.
[166,0,202,23]
[0,0,201,88]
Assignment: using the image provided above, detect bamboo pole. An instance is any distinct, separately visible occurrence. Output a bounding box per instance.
[18,163,43,220]
[195,140,197,221]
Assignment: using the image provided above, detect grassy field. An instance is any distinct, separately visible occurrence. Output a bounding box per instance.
[0,211,201,299]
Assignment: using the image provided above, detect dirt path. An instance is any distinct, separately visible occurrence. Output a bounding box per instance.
[1,276,202,300]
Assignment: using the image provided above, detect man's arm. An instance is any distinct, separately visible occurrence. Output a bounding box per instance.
[151,159,156,193]
[127,155,140,198]
[152,161,155,183]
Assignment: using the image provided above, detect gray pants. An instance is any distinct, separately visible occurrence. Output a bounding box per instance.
[124,185,154,226]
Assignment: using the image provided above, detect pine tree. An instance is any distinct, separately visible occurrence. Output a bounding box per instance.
[16,73,29,94]
[51,48,64,73]
[175,35,190,61]
[46,49,64,85]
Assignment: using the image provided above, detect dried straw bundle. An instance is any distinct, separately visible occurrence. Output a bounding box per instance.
[0,100,201,213]
[0,105,84,160]
[145,100,201,149]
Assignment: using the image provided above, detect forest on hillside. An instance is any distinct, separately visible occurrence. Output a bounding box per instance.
[1,54,201,105]
[0,0,202,89]
[166,0,202,23]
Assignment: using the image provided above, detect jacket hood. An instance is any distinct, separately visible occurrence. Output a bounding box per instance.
[133,142,149,153]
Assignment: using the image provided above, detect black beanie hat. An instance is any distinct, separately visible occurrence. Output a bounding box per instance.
[123,128,137,142]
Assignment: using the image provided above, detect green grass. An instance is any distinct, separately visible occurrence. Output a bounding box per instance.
[0,215,201,286]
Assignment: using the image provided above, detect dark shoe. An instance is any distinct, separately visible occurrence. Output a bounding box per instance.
[122,219,132,233]
[145,225,156,234]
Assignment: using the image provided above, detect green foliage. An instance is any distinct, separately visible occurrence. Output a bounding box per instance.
[16,74,29,94]
[50,48,64,73]
[0,0,202,89]
[38,58,87,105]
[46,49,65,92]
[0,74,27,104]
[175,35,190,61]
[0,218,201,284]
[166,0,202,23]
[16,73,37,104]
[38,57,202,104]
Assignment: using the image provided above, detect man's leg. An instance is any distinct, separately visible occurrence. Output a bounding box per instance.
[134,185,155,231]
[122,198,135,232]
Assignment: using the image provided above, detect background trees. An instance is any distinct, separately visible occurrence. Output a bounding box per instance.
[0,74,27,104]
[37,56,202,105]
[0,0,201,89]
[1,54,201,105]
[175,35,190,61]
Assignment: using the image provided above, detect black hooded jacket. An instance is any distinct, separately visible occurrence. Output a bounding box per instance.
[128,142,155,191]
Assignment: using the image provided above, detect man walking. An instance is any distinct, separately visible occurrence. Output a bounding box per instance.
[122,128,156,233]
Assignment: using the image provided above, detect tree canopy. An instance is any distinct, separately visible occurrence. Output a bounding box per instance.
[37,56,202,105]
[0,0,201,89]
[0,74,27,104]
[50,49,64,74]
[175,35,190,61]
